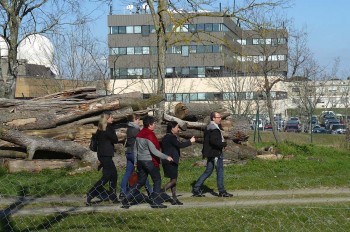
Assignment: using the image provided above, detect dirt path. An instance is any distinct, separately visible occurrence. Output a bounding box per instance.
[1,188,350,216]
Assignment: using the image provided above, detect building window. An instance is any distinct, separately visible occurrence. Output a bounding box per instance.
[198,67,205,77]
[198,93,206,100]
[189,24,196,32]
[182,67,190,76]
[118,26,126,34]
[126,26,133,34]
[141,25,150,36]
[142,47,150,54]
[212,23,220,32]
[134,47,142,55]
[197,45,206,53]
[278,38,287,44]
[252,39,259,45]
[166,68,174,77]
[183,94,190,103]
[166,94,174,101]
[110,48,119,55]
[127,47,134,55]
[133,26,141,34]
[271,38,278,46]
[141,68,149,77]
[189,45,197,53]
[119,47,127,55]
[175,94,182,101]
[205,23,213,32]
[212,45,220,53]
[197,24,205,31]
[182,46,189,56]
[111,26,119,34]
[190,93,198,101]
[278,55,285,61]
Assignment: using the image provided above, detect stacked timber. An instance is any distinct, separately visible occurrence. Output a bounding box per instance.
[0,88,255,172]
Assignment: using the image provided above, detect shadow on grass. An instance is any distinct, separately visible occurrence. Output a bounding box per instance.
[0,186,76,232]
[190,181,219,196]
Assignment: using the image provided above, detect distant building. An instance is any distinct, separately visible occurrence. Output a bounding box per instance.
[107,13,288,79]
[107,12,289,115]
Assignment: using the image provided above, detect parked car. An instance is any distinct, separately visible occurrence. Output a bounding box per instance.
[289,117,300,124]
[312,126,329,134]
[251,119,264,130]
[319,111,336,126]
[329,124,347,134]
[325,117,340,130]
[308,115,318,125]
[284,120,301,132]
[264,124,273,131]
[285,124,301,132]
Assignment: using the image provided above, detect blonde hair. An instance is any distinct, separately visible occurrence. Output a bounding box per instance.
[98,112,112,131]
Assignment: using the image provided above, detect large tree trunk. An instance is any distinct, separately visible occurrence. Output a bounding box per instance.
[0,127,97,162]
[4,159,80,173]
[174,102,228,121]
[0,95,162,130]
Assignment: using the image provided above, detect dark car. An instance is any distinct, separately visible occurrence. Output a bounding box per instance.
[325,117,340,129]
[312,127,328,134]
[329,124,347,134]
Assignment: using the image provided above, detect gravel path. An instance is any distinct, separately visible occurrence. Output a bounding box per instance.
[1,188,350,216]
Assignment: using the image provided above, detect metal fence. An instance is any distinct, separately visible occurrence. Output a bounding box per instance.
[1,159,350,232]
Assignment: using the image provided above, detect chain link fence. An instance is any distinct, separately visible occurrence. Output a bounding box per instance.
[1,152,350,231]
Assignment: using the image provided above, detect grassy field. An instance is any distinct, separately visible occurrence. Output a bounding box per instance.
[8,205,350,232]
[1,131,349,196]
[1,131,350,231]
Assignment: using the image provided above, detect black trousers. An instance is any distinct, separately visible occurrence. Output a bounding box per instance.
[136,160,161,193]
[87,156,117,198]
[123,160,170,205]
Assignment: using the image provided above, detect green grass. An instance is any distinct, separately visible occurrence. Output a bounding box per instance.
[1,137,349,196]
[6,205,350,232]
[1,134,350,231]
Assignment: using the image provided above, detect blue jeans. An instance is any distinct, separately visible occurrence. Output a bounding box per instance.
[193,155,225,193]
[120,152,153,195]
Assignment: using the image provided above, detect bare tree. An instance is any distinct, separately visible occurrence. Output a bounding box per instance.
[288,57,325,143]
[136,0,291,118]
[0,0,109,99]
[237,10,289,143]
[288,26,312,77]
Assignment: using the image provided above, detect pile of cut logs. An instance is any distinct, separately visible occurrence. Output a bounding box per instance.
[0,87,254,173]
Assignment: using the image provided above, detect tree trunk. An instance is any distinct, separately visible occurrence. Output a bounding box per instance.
[163,113,188,130]
[0,127,97,163]
[3,159,80,173]
[0,94,161,130]
[174,102,228,121]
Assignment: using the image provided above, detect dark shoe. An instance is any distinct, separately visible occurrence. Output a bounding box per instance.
[119,193,126,200]
[86,195,92,206]
[192,190,205,197]
[109,193,120,204]
[151,204,167,209]
[171,198,183,205]
[121,203,130,209]
[97,192,109,201]
[218,191,233,197]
